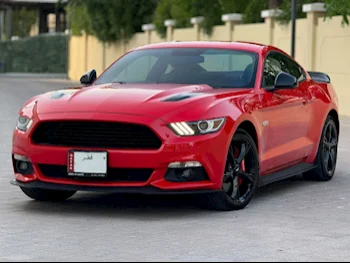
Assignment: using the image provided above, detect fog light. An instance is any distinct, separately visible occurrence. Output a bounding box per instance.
[164,166,209,182]
[168,161,202,168]
[13,154,33,175]
[19,161,29,171]
[180,169,195,180]
[16,161,31,173]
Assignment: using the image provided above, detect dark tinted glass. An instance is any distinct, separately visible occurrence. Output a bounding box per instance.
[263,52,305,87]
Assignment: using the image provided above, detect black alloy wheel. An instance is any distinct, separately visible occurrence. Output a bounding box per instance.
[303,115,338,181]
[205,129,260,211]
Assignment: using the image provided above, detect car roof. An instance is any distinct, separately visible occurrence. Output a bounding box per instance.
[134,41,267,53]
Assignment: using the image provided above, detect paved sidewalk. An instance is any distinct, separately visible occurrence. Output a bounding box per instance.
[0,73,68,79]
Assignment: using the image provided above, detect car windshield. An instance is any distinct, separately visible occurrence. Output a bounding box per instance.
[95,48,258,88]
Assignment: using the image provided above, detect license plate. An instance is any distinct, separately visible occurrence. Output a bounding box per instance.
[67,150,107,178]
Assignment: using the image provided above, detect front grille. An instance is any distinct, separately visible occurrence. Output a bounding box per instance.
[31,121,162,149]
[38,164,153,182]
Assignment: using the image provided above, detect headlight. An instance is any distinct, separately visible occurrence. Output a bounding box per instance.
[16,116,33,132]
[168,117,226,136]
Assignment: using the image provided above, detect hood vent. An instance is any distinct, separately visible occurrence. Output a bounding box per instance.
[163,93,203,102]
[50,90,71,100]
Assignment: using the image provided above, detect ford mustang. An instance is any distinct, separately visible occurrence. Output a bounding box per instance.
[11,41,339,210]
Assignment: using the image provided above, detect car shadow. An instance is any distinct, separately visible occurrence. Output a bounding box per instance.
[17,192,209,219]
[254,174,308,199]
[15,175,318,218]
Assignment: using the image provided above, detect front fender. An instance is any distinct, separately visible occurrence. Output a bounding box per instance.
[194,98,263,160]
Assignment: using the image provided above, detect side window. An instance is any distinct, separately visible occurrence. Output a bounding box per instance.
[263,52,305,87]
[282,57,306,82]
[117,56,158,82]
[263,53,283,87]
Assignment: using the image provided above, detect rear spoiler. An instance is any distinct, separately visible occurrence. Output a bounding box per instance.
[308,71,331,83]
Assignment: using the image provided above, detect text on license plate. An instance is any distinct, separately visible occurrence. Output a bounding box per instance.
[67,150,107,177]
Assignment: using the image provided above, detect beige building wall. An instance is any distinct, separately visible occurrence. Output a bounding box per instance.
[68,34,87,82]
[68,7,350,116]
[173,28,197,41]
[200,25,227,41]
[29,22,39,37]
[86,35,104,75]
[234,23,269,45]
[126,32,147,51]
[105,41,126,69]
[150,30,163,43]
[273,19,307,67]
[314,16,350,116]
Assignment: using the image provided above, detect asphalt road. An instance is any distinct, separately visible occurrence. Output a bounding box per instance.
[1,77,350,262]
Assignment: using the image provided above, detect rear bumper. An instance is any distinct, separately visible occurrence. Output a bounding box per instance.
[11,180,220,195]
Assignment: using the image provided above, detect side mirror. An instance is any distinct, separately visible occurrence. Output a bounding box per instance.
[274,72,298,90]
[80,69,97,85]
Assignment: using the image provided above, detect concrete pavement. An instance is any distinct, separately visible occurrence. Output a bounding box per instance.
[0,73,68,79]
[1,78,350,262]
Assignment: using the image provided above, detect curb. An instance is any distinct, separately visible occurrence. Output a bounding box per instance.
[0,73,68,79]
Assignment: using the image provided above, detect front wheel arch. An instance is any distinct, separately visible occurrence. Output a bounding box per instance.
[236,120,259,153]
[221,120,260,187]
[226,118,260,162]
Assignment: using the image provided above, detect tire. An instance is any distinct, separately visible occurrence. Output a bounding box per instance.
[20,187,76,201]
[204,129,260,211]
[303,115,338,181]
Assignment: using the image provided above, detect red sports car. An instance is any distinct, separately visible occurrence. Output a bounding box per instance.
[11,41,339,210]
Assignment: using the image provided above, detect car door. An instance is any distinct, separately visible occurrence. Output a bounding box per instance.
[259,51,312,173]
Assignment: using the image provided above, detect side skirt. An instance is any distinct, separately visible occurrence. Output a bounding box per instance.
[258,163,317,187]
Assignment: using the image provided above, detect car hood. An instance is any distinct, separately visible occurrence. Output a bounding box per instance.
[33,83,250,119]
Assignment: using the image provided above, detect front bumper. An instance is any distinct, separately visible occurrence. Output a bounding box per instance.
[12,112,232,192]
